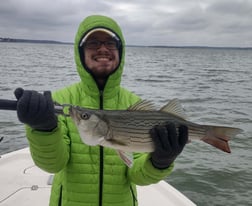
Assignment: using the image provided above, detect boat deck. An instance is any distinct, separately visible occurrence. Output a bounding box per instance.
[0,148,196,206]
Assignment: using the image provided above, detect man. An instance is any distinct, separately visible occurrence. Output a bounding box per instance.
[14,15,188,206]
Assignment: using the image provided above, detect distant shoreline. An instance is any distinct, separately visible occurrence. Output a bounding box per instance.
[1,37,251,49]
[0,37,72,45]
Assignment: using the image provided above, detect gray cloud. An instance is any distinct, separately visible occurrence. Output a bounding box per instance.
[0,0,251,47]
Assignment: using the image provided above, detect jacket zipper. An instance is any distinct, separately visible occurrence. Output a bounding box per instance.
[98,89,136,206]
[99,90,104,206]
[130,185,137,206]
[58,185,62,206]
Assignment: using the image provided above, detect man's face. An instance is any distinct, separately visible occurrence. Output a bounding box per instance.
[84,31,120,79]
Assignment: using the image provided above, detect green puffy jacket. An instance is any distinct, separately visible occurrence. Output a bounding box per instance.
[26,15,174,206]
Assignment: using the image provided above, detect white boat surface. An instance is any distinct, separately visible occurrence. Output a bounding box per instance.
[0,148,196,206]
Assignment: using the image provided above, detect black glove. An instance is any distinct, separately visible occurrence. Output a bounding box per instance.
[14,88,57,131]
[150,123,188,169]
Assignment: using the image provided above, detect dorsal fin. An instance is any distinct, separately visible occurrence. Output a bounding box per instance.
[160,98,187,120]
[128,100,155,111]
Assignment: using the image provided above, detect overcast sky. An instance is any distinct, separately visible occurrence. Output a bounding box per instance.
[0,0,252,47]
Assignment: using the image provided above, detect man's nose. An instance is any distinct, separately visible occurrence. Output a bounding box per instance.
[97,43,109,50]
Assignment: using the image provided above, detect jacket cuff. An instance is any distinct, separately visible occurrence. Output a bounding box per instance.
[26,124,62,146]
[144,154,174,178]
[129,154,174,185]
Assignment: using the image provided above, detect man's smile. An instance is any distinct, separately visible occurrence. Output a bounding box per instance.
[94,56,112,62]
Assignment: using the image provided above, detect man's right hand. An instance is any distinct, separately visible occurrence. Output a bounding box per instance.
[14,88,57,131]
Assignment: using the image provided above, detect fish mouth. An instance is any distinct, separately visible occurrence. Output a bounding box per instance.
[69,107,82,123]
[69,107,74,118]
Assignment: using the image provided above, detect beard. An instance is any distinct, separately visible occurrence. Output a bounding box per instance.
[87,65,118,88]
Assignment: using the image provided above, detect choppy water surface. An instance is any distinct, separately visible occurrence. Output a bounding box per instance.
[0,43,251,205]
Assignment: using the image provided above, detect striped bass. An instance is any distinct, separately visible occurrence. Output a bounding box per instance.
[69,99,242,166]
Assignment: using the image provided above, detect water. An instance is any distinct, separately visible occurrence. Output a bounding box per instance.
[0,43,251,206]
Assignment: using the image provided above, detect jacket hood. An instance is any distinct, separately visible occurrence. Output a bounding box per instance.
[74,15,125,98]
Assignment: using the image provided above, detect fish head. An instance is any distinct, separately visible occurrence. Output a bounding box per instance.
[69,106,108,146]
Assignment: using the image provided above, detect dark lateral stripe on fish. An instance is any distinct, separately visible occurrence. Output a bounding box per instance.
[112,131,152,141]
[188,127,206,136]
[110,126,151,134]
[107,112,174,120]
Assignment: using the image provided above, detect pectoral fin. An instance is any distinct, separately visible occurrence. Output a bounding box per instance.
[117,150,133,168]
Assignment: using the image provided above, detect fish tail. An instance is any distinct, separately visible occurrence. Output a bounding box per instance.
[201,126,242,153]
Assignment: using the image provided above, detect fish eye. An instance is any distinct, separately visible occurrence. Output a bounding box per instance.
[80,112,90,120]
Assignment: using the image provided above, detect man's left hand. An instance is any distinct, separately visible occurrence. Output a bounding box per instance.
[150,123,188,169]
